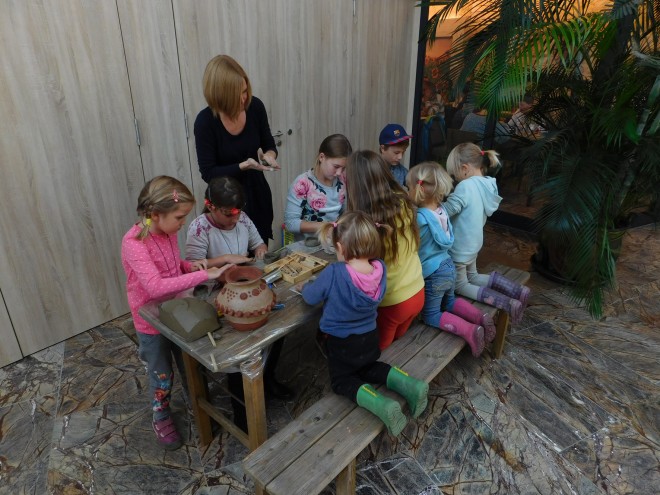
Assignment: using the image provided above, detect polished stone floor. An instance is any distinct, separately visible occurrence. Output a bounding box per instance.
[1,224,658,495]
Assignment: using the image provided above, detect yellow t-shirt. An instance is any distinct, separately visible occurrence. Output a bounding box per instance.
[380,210,424,307]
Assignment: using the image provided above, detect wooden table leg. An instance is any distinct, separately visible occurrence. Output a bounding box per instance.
[182,351,213,447]
[240,355,268,452]
[491,310,510,359]
[336,458,357,495]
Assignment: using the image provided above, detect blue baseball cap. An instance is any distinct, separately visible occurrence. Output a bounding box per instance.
[379,124,412,145]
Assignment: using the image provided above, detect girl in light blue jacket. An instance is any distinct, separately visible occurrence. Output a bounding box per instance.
[408,162,494,357]
[444,143,530,323]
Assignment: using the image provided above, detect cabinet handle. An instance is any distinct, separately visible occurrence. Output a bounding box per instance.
[134,118,141,147]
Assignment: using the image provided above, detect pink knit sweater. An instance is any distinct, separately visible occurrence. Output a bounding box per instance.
[121,224,208,335]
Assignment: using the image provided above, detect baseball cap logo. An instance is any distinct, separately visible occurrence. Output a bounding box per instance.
[394,129,400,137]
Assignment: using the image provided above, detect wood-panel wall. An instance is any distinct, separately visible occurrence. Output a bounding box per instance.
[0,0,419,367]
[174,0,417,247]
[0,0,143,360]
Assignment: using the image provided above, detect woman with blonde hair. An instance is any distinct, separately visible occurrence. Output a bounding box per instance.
[194,54,281,244]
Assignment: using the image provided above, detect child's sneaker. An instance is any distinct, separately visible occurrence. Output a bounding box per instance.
[153,416,182,450]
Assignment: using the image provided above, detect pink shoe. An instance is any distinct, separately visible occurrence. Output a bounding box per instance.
[153,416,182,450]
[480,313,496,343]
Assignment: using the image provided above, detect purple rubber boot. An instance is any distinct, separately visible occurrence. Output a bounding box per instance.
[451,298,497,343]
[478,287,524,324]
[488,271,531,310]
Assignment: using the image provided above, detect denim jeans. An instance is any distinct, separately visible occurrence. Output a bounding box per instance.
[137,332,185,421]
[421,258,456,328]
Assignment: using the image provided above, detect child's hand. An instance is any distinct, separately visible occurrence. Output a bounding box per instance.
[254,245,268,260]
[207,264,236,280]
[292,281,308,293]
[224,254,253,265]
[190,259,208,272]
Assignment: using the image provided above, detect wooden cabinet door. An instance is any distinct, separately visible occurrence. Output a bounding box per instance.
[0,0,143,357]
[116,0,192,188]
[0,291,22,367]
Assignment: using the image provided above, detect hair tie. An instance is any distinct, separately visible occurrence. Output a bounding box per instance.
[172,189,180,202]
[417,179,424,185]
[480,150,485,156]
[375,222,381,228]
[204,198,213,208]
[332,222,338,228]
[145,218,152,227]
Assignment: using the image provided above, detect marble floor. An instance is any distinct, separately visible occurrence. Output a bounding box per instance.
[1,224,658,495]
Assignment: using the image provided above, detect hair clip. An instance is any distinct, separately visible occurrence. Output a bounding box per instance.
[480,150,485,156]
[417,179,424,185]
[172,189,180,202]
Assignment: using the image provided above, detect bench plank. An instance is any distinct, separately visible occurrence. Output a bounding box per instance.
[244,323,466,495]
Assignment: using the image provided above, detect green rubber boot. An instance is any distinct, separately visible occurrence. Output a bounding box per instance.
[355,384,407,436]
[386,366,429,418]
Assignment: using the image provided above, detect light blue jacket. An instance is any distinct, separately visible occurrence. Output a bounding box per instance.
[416,207,454,278]
[443,176,501,263]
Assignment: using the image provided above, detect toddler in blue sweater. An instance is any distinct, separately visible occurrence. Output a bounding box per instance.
[407,162,497,356]
[298,211,428,436]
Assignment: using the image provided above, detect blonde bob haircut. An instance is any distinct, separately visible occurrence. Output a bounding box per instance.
[317,211,392,262]
[136,175,194,240]
[202,55,252,120]
[407,161,454,207]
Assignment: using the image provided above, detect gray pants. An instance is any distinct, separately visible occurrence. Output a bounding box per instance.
[137,332,185,421]
[454,256,490,300]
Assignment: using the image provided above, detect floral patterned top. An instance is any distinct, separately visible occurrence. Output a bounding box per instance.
[284,169,345,238]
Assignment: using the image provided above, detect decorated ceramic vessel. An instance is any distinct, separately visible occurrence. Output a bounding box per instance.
[215,266,276,331]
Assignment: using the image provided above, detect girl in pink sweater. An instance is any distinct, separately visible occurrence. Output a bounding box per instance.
[121,175,232,450]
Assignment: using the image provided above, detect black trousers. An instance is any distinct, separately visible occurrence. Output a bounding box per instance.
[325,329,391,402]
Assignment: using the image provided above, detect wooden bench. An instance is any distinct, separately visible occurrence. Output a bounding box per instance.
[243,263,530,495]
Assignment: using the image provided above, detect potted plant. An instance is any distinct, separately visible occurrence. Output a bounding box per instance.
[419,0,659,316]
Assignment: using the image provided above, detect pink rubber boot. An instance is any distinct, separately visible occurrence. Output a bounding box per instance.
[451,298,497,343]
[439,312,485,357]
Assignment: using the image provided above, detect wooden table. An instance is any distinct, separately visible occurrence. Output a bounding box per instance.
[139,251,331,451]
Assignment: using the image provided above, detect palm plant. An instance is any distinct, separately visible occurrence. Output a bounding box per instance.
[420,0,660,316]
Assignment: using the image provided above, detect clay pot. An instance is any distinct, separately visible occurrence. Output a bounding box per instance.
[215,266,276,331]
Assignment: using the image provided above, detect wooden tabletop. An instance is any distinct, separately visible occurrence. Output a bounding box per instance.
[140,249,334,373]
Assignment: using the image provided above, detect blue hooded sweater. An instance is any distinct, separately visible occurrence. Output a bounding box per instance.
[302,260,386,338]
[416,207,454,279]
[443,175,502,263]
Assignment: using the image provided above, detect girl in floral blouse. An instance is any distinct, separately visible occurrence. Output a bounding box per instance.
[284,134,352,241]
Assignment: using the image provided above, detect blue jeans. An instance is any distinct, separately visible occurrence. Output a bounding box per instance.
[421,258,457,328]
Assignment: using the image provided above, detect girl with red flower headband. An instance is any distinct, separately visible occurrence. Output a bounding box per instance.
[185,175,292,431]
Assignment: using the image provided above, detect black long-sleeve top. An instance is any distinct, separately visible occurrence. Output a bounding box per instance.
[194,96,277,240]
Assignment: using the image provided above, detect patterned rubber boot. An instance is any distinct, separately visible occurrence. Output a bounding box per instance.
[386,366,429,419]
[478,287,524,324]
[451,298,497,343]
[438,312,485,357]
[488,271,531,310]
[356,384,407,436]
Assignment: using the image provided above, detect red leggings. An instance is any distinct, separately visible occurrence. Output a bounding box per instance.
[377,288,425,350]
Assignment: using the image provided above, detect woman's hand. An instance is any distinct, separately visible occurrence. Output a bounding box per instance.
[207,263,236,280]
[254,244,268,260]
[190,259,208,272]
[258,147,281,171]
